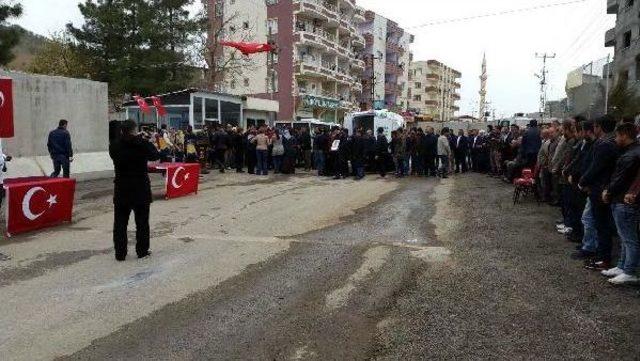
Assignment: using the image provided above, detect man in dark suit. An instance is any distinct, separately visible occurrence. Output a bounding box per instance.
[109,119,160,261]
[48,119,73,178]
[578,115,619,271]
[454,129,469,173]
[422,127,438,177]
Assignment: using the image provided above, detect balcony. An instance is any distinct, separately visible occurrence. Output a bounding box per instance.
[452,93,461,100]
[425,86,439,93]
[352,34,365,49]
[295,58,337,81]
[364,10,375,22]
[425,100,438,106]
[607,0,618,14]
[453,82,461,88]
[426,73,440,80]
[605,28,616,47]
[294,0,339,25]
[352,59,365,72]
[354,7,366,23]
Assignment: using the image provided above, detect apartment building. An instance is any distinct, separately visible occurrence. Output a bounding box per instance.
[209,0,367,123]
[358,11,414,112]
[605,0,640,91]
[407,60,461,122]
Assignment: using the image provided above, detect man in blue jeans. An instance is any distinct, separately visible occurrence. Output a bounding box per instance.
[601,123,640,284]
[47,119,73,178]
[578,116,619,271]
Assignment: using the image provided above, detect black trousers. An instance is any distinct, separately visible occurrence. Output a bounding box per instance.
[214,149,226,171]
[246,148,256,174]
[455,151,468,173]
[51,155,70,178]
[234,149,244,171]
[424,154,437,176]
[591,194,615,262]
[113,203,150,259]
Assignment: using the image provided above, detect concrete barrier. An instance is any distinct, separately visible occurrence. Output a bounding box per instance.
[0,70,113,180]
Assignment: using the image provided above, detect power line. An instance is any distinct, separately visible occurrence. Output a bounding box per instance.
[406,0,589,29]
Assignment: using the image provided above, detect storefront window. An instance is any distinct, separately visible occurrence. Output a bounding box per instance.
[193,97,204,129]
[220,101,241,126]
[165,106,190,130]
[205,98,219,120]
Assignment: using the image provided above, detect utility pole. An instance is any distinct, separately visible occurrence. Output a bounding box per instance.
[604,53,611,114]
[479,53,487,122]
[535,52,555,121]
[368,54,382,110]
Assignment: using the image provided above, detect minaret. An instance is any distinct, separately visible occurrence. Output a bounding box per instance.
[479,53,487,122]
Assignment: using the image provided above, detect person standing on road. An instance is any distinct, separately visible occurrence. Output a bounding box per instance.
[454,129,469,174]
[423,127,438,177]
[437,128,452,178]
[601,123,640,284]
[109,119,160,261]
[251,127,271,176]
[299,127,312,171]
[313,127,327,176]
[375,127,390,178]
[48,119,73,178]
[578,115,619,271]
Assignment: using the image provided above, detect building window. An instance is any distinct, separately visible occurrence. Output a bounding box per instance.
[267,18,278,34]
[193,97,204,127]
[205,98,219,120]
[229,25,236,33]
[243,21,250,29]
[244,78,250,87]
[230,80,236,89]
[265,0,279,5]
[414,82,421,88]
[413,95,421,101]
[624,31,632,48]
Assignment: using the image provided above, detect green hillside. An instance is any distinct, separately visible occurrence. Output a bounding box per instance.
[3,25,48,71]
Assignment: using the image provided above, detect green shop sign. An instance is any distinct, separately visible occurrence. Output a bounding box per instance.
[302,95,340,109]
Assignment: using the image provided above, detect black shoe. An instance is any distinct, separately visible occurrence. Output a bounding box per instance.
[584,259,610,271]
[566,233,583,243]
[137,251,152,259]
[116,256,126,262]
[571,250,595,260]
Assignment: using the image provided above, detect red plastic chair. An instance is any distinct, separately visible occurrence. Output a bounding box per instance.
[513,168,539,204]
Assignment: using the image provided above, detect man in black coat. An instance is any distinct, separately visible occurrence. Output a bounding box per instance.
[109,119,160,261]
[232,128,245,173]
[375,127,391,177]
[578,115,620,270]
[422,127,438,177]
[454,129,469,173]
[48,119,73,178]
[351,129,366,180]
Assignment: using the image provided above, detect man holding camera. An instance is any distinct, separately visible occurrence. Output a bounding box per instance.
[109,119,160,261]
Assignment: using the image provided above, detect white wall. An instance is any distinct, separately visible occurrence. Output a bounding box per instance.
[372,14,387,101]
[0,70,112,180]
[223,0,268,95]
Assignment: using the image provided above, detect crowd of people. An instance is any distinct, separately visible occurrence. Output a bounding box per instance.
[115,117,640,285]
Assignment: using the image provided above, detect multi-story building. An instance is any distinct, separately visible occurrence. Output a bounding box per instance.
[208,0,366,123]
[605,0,640,91]
[407,60,461,122]
[358,11,414,112]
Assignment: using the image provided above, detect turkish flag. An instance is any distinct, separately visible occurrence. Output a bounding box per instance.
[134,95,152,114]
[219,41,276,55]
[4,177,76,236]
[151,96,167,117]
[0,77,15,138]
[164,163,200,199]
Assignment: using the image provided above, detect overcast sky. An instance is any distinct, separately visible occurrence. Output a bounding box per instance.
[14,0,614,117]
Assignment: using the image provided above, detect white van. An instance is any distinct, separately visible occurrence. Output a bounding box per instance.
[344,110,406,139]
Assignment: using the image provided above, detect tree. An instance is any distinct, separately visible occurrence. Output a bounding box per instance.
[28,32,94,78]
[67,0,201,99]
[0,0,23,65]
[194,1,262,92]
[607,77,640,119]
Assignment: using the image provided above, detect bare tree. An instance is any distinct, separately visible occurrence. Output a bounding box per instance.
[193,2,261,92]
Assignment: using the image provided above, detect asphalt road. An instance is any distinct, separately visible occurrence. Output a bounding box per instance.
[1,171,639,360]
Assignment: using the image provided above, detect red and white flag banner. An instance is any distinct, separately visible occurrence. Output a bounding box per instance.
[134,95,152,114]
[164,163,200,199]
[0,77,15,138]
[4,177,76,237]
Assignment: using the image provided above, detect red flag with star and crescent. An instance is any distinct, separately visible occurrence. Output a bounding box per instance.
[134,95,152,114]
[151,96,167,117]
[4,177,76,236]
[0,77,15,138]
[164,163,200,199]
